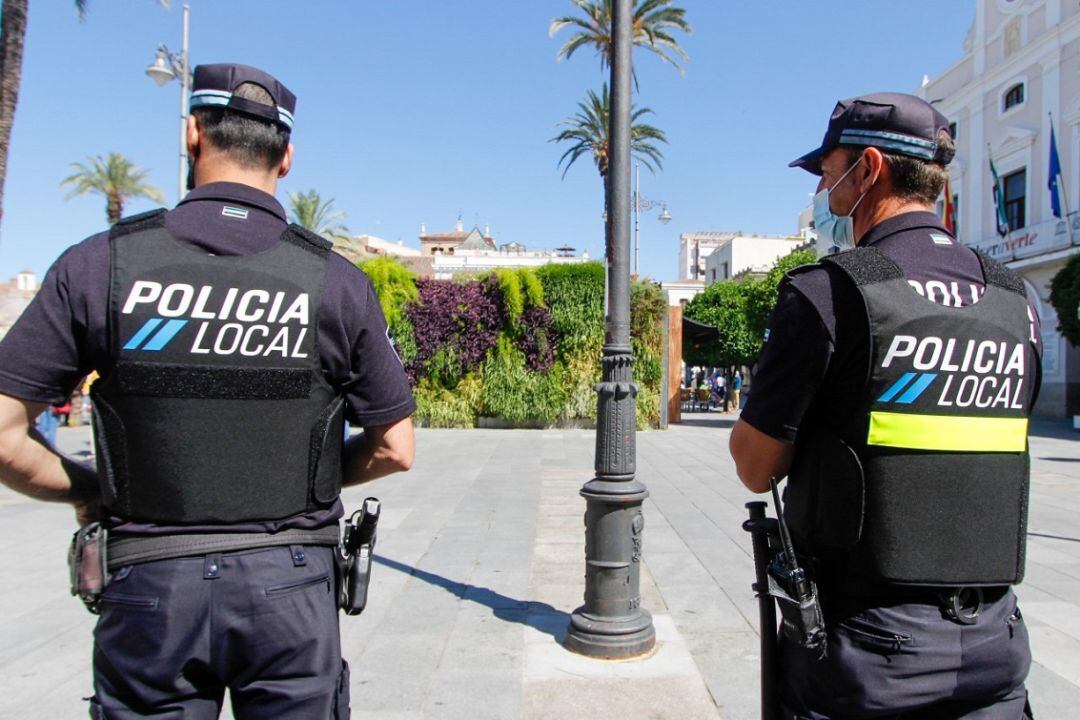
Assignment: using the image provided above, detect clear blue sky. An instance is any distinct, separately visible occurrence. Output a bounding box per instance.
[0,1,975,283]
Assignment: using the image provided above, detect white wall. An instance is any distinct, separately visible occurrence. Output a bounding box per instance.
[704,236,803,285]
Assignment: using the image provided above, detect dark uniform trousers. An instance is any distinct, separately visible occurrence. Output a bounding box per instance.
[780,589,1031,720]
[89,545,350,719]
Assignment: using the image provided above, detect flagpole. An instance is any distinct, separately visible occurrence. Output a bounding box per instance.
[1050,112,1075,246]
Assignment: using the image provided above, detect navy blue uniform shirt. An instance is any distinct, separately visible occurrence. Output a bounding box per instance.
[741,211,1042,444]
[0,182,416,533]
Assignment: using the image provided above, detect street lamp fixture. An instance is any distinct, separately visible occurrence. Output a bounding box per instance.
[632,163,672,275]
[145,4,191,203]
[145,48,176,86]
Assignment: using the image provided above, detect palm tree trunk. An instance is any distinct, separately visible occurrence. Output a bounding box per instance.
[0,0,28,233]
[107,193,122,225]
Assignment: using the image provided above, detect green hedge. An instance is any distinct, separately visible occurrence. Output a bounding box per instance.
[361,259,665,429]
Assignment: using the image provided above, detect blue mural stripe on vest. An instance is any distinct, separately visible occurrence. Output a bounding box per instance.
[877,372,916,403]
[122,318,164,350]
[142,319,188,351]
[896,373,938,405]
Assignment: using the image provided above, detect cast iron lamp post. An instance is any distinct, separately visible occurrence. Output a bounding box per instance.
[565,0,656,659]
[633,161,671,276]
[145,2,191,203]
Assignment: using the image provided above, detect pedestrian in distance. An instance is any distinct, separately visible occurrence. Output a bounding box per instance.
[730,370,742,413]
[0,63,416,718]
[730,92,1038,719]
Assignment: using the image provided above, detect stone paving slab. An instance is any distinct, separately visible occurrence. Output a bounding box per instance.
[0,417,1079,718]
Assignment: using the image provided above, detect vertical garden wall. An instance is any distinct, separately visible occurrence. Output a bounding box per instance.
[359,258,666,429]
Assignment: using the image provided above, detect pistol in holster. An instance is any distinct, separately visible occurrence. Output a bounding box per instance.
[68,522,110,615]
[339,497,380,616]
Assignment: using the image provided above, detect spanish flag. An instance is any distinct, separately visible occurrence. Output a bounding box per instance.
[942,176,956,235]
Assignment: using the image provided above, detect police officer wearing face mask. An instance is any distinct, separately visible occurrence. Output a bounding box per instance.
[730,93,1040,719]
[0,63,416,718]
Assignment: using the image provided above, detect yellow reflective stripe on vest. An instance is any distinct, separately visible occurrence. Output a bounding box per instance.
[867,411,1028,452]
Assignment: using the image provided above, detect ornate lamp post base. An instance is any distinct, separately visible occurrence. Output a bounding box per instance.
[564,447,656,658]
[566,608,655,658]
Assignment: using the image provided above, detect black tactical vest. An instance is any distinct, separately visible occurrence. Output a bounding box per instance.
[91,210,345,524]
[785,247,1034,587]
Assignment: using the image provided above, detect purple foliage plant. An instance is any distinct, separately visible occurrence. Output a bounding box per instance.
[406,277,502,385]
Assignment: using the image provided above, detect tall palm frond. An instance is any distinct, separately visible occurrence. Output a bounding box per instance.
[550,0,692,75]
[550,83,666,180]
[60,153,166,225]
[288,189,350,241]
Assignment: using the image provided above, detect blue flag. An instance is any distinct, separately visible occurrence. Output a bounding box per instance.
[1049,123,1063,219]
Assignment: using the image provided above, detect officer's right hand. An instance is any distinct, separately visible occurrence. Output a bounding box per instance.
[74,497,102,527]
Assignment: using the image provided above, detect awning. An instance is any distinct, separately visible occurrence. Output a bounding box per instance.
[682,316,719,348]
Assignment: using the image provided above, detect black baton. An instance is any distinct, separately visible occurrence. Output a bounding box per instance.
[744,501,780,720]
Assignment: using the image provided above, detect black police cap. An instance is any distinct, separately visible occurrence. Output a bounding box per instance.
[790,92,953,175]
[189,63,296,131]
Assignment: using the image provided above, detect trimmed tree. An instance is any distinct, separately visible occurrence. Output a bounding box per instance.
[1049,253,1080,346]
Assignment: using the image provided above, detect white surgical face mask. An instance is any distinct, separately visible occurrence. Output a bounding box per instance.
[812,153,871,251]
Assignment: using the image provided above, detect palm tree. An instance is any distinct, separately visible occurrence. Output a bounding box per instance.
[61,153,166,225]
[288,189,352,240]
[551,83,666,181]
[0,0,28,231]
[288,189,367,262]
[550,0,692,75]
[0,1,168,231]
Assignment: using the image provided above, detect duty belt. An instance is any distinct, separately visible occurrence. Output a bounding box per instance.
[105,526,341,572]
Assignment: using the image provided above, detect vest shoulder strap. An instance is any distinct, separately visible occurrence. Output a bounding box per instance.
[820,247,904,286]
[975,250,1026,296]
[284,223,333,257]
[110,209,167,238]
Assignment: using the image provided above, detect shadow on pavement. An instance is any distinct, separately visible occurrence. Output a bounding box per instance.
[374,555,571,642]
[1028,531,1080,543]
[674,413,739,429]
[1029,416,1078,440]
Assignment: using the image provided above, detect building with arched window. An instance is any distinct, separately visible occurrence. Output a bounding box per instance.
[919,0,1080,416]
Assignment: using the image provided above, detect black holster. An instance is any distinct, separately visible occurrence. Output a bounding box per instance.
[768,568,826,655]
[340,498,380,616]
[68,522,110,614]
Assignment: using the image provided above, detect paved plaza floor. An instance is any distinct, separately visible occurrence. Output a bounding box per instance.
[1,415,1079,718]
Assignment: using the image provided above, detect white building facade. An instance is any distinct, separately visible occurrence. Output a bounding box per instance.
[0,270,38,341]
[919,0,1080,416]
[677,231,736,281]
[660,279,704,307]
[704,235,805,285]
[430,247,588,280]
[418,218,588,280]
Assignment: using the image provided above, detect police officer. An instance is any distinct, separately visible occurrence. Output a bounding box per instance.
[0,63,416,718]
[730,93,1039,719]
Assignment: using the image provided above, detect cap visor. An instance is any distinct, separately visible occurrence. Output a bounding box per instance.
[788,146,825,176]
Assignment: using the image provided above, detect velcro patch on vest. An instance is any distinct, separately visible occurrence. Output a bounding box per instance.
[117,362,312,399]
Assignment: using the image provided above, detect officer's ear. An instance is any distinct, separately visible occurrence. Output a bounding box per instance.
[859,147,885,193]
[277,143,294,179]
[186,114,201,158]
